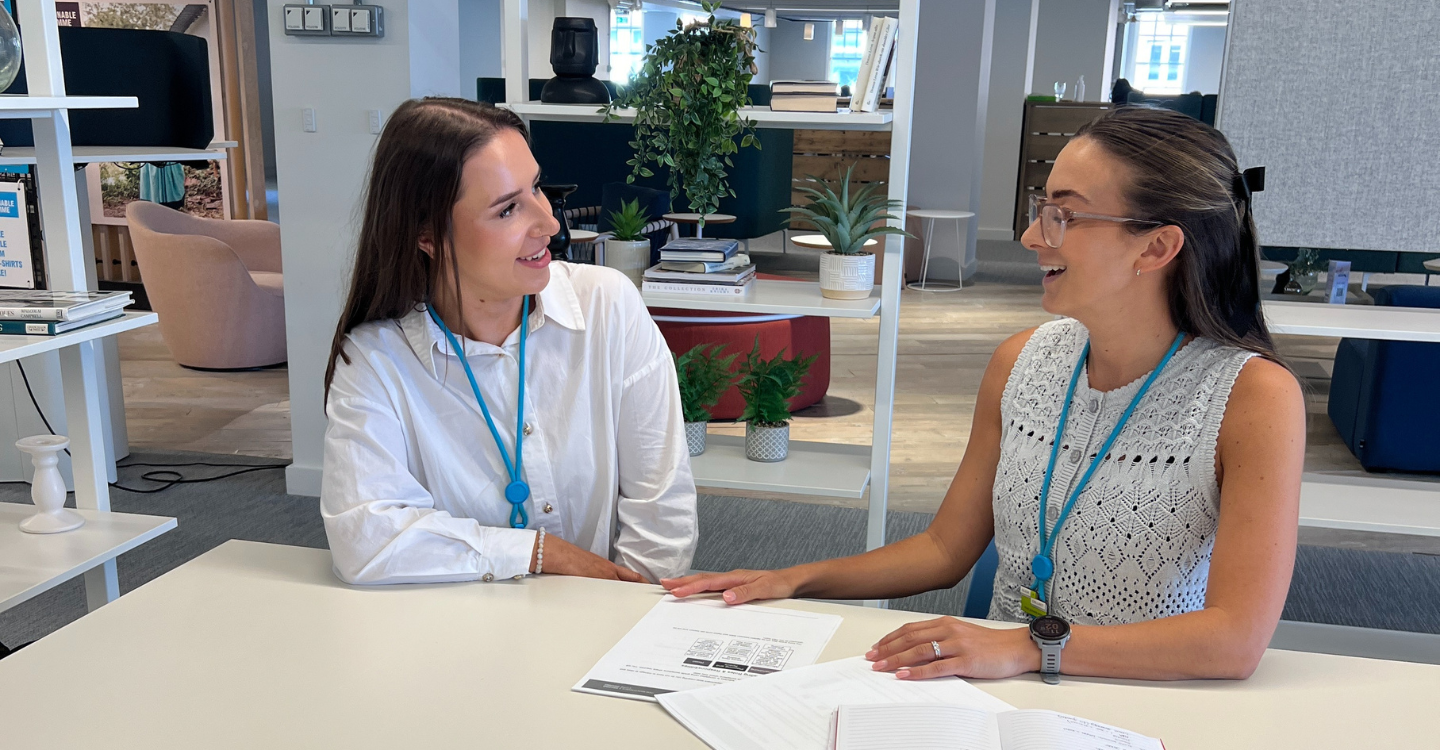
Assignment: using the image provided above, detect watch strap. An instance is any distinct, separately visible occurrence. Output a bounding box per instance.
[1039,642,1062,683]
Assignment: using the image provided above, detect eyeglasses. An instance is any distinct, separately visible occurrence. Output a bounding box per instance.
[1027,194,1165,249]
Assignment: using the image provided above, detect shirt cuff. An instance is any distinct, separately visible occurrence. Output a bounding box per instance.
[486,528,539,579]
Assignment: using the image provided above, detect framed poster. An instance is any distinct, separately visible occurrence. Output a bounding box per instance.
[0,181,35,289]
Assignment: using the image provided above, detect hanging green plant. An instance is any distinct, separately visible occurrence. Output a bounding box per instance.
[601,0,760,224]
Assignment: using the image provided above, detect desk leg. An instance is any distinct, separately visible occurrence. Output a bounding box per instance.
[61,341,119,610]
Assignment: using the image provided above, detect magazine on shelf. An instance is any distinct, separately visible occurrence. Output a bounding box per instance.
[643,264,756,285]
[852,17,885,113]
[659,254,751,274]
[642,279,755,297]
[660,238,741,262]
[861,18,899,113]
[770,95,840,113]
[0,290,133,321]
[0,310,125,336]
[771,80,839,96]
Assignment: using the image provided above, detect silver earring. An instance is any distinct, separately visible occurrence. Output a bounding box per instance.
[1135,269,1142,276]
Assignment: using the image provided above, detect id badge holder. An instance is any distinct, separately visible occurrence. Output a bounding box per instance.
[1019,587,1049,618]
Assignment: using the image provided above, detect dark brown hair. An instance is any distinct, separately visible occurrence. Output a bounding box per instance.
[324,97,529,397]
[1074,106,1279,361]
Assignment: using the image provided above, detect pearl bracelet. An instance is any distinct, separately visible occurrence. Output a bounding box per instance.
[535,528,546,575]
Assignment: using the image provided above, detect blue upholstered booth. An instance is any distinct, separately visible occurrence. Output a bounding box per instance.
[1327,285,1440,473]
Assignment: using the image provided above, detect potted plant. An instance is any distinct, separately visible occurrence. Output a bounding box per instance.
[601,0,759,228]
[737,338,816,463]
[674,343,738,456]
[783,163,911,300]
[603,198,653,287]
[1284,247,1325,295]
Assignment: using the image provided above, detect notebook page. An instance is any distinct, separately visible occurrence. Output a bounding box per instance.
[658,657,1014,750]
[997,709,1164,750]
[835,703,1003,750]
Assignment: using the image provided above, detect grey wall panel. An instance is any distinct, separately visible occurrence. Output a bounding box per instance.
[1217,0,1440,253]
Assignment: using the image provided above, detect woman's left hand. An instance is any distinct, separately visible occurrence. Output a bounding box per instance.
[866,616,1040,680]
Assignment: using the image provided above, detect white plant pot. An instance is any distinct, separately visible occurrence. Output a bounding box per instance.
[604,239,652,287]
[745,422,790,462]
[685,421,708,456]
[17,435,83,534]
[818,251,876,300]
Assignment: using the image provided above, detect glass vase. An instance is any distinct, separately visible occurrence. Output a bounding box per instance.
[0,6,21,92]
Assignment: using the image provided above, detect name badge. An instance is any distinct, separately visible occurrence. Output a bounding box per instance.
[1019,587,1048,618]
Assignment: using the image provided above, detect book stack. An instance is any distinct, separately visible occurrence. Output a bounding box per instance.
[770,80,842,113]
[0,290,133,336]
[853,16,900,113]
[642,239,755,297]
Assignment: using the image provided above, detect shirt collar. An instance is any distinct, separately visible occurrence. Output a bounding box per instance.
[399,265,587,378]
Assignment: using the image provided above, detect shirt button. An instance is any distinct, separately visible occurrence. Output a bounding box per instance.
[543,503,555,514]
[1088,398,1100,414]
[482,573,495,582]
[523,423,534,436]
[1068,450,1082,465]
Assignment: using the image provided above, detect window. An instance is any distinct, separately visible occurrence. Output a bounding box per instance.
[1130,13,1189,95]
[610,8,645,84]
[828,19,867,91]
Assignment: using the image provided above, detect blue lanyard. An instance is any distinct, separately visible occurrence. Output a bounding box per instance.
[1030,331,1186,603]
[426,299,532,529]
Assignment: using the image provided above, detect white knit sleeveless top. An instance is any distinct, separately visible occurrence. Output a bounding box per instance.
[988,318,1254,625]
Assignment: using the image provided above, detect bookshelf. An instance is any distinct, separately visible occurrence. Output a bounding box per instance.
[502,0,921,558]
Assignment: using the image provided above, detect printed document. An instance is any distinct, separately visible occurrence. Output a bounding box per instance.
[657,656,1016,750]
[573,595,842,702]
[833,704,1164,750]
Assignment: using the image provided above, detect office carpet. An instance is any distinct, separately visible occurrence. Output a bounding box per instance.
[3,450,1438,651]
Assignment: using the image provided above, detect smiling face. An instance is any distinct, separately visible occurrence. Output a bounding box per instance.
[1021,137,1177,319]
[429,128,559,305]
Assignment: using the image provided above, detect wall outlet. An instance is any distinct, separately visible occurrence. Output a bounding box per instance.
[302,108,317,133]
[367,110,382,135]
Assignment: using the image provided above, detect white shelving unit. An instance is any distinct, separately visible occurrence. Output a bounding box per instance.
[501,0,921,553]
[0,144,231,167]
[0,0,170,612]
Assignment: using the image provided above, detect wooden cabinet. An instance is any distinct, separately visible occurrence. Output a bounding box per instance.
[1012,101,1110,239]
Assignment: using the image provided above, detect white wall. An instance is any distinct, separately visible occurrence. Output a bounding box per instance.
[907,0,997,281]
[1184,24,1225,94]
[977,0,1035,240]
[271,0,463,496]
[1028,0,1112,98]
[768,19,832,82]
[459,0,503,93]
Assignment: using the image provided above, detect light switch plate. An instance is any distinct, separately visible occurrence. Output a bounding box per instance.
[367,109,382,135]
[350,8,370,33]
[330,7,351,32]
[302,108,317,133]
[283,4,331,36]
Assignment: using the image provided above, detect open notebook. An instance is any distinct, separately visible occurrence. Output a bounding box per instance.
[832,704,1163,750]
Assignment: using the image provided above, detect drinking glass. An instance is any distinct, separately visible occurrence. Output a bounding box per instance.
[1053,82,1068,102]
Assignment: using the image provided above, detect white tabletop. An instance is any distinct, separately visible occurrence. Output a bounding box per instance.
[0,503,176,614]
[1424,258,1440,272]
[663,213,737,223]
[1262,300,1440,341]
[0,540,1434,749]
[906,209,976,220]
[789,234,878,251]
[568,229,599,243]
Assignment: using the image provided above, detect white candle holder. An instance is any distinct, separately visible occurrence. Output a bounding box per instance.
[17,435,83,534]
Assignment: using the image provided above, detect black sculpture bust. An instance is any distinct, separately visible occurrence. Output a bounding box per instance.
[540,17,611,104]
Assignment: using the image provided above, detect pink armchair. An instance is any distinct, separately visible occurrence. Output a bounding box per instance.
[125,201,286,369]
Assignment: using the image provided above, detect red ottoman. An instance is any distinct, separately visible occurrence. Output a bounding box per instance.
[649,280,830,421]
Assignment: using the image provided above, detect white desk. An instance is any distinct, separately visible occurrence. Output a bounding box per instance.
[0,503,175,614]
[0,541,1433,749]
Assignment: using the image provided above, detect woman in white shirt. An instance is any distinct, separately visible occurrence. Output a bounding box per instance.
[321,97,697,585]
[666,107,1305,682]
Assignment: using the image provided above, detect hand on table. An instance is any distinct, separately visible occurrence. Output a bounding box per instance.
[532,534,648,583]
[866,616,1040,680]
[660,569,798,604]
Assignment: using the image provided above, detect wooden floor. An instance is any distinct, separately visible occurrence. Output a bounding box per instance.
[118,280,1361,508]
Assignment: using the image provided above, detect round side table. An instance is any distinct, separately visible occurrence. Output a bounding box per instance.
[789,235,879,252]
[906,209,975,292]
[1424,257,1439,286]
[663,213,736,239]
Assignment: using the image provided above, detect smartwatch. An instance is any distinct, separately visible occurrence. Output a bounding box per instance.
[1028,615,1070,685]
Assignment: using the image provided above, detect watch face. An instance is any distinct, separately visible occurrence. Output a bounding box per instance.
[1031,615,1069,640]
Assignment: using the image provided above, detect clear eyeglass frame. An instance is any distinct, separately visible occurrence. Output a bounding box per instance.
[1027,194,1165,249]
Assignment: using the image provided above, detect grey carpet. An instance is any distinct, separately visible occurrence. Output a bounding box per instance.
[3,450,1438,650]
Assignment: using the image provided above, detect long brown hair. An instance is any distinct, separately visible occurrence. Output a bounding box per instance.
[324,97,529,398]
[1074,106,1279,361]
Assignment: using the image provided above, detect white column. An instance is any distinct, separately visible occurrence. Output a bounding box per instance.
[503,0,531,103]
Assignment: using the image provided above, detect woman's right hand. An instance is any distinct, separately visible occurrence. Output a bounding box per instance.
[532,533,647,583]
[660,568,801,604]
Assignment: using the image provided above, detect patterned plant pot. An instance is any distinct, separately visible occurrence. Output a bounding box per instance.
[604,239,652,287]
[745,421,790,462]
[685,421,708,456]
[818,251,875,300]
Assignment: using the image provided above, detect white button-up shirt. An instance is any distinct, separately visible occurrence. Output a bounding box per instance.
[321,262,697,585]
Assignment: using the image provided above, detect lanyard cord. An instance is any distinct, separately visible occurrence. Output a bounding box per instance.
[426,298,531,529]
[1032,331,1186,603]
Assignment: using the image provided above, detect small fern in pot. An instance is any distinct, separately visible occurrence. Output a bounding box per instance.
[783,163,911,300]
[674,343,738,456]
[737,337,816,463]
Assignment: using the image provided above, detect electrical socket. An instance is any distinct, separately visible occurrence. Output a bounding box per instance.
[368,110,382,135]
[302,108,317,133]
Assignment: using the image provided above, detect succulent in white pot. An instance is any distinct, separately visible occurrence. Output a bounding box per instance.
[784,163,912,300]
[674,343,738,457]
[602,198,653,287]
[737,337,816,463]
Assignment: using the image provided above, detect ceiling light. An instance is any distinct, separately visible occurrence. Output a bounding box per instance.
[764,8,777,27]
[803,22,814,40]
[740,12,752,27]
